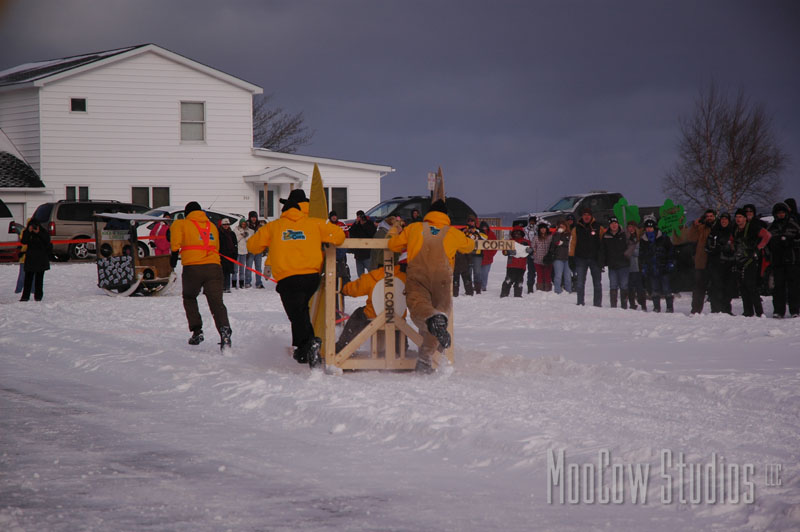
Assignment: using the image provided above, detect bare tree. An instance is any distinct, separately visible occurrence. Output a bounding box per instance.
[663,84,787,213]
[252,94,314,153]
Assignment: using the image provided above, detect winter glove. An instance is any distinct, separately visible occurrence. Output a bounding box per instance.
[170,251,179,268]
[525,247,533,255]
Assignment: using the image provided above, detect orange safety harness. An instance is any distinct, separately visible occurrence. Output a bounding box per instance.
[180,220,215,256]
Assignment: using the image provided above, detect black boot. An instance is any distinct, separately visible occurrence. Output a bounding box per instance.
[307,337,323,368]
[514,285,523,297]
[620,289,628,309]
[219,326,232,351]
[652,297,661,313]
[188,329,204,345]
[500,279,512,298]
[666,296,674,314]
[453,278,459,297]
[610,289,618,308]
[640,295,647,312]
[527,285,534,294]
[426,314,451,348]
[415,356,435,374]
[628,289,637,310]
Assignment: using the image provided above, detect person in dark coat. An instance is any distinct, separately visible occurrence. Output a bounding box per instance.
[348,210,376,277]
[783,198,800,226]
[599,216,630,308]
[569,207,604,307]
[705,213,736,314]
[767,202,800,318]
[217,218,238,293]
[732,208,771,317]
[19,219,51,302]
[625,221,647,311]
[550,221,572,294]
[639,217,675,313]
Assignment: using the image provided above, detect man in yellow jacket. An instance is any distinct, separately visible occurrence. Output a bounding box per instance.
[170,202,231,350]
[388,199,475,373]
[247,189,346,368]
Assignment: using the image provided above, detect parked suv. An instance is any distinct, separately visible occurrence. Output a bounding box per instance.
[135,205,243,258]
[345,196,477,227]
[31,200,149,260]
[0,198,20,262]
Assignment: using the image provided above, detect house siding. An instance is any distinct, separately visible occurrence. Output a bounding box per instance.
[1,47,390,223]
[0,87,41,173]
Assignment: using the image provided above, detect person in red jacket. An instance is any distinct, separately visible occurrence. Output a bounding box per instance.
[479,221,497,292]
[500,227,530,298]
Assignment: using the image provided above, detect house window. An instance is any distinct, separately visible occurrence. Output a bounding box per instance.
[132,186,170,208]
[324,187,348,218]
[66,186,89,201]
[180,101,205,141]
[70,98,87,112]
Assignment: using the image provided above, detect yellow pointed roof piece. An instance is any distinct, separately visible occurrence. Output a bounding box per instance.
[308,163,327,219]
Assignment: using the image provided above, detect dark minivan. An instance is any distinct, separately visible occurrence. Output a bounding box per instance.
[347,196,477,227]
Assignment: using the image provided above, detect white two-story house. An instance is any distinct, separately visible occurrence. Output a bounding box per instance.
[0,44,393,222]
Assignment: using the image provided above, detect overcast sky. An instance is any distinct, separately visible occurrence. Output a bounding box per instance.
[1,0,797,213]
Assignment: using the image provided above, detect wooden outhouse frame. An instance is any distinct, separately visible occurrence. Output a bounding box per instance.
[318,238,452,371]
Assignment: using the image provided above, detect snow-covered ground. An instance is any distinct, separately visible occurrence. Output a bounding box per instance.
[1,261,799,531]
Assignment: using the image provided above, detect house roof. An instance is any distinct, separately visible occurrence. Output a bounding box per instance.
[0,44,263,94]
[0,152,44,188]
[252,148,395,175]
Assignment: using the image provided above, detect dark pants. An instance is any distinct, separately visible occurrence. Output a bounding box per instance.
[336,306,370,352]
[708,261,735,314]
[772,264,800,316]
[182,264,229,334]
[628,271,647,309]
[738,262,763,317]
[21,270,45,301]
[526,255,536,291]
[574,257,602,306]
[276,273,320,349]
[691,268,709,314]
[500,268,525,297]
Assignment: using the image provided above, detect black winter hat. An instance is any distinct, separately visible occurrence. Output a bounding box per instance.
[773,202,789,216]
[248,210,258,218]
[185,201,202,214]
[608,216,619,224]
[279,189,309,212]
[719,212,731,221]
[643,218,657,228]
[735,208,747,217]
[429,199,448,214]
[329,210,337,218]
[743,204,756,213]
[784,198,798,213]
[580,207,592,216]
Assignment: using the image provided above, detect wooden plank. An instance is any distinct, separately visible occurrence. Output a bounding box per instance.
[340,357,417,371]
[395,319,423,347]
[383,248,396,362]
[322,245,336,363]
[475,239,516,252]
[341,238,390,249]
[333,314,386,365]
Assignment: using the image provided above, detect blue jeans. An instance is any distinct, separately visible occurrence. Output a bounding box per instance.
[246,253,264,287]
[575,257,602,306]
[355,257,371,278]
[467,255,482,291]
[235,253,247,284]
[526,255,536,290]
[480,263,492,291]
[552,259,572,294]
[607,266,630,291]
[15,263,25,293]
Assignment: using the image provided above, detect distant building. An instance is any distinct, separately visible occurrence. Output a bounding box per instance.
[0,44,393,221]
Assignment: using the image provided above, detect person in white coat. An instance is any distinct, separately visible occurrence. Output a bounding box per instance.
[232,219,252,288]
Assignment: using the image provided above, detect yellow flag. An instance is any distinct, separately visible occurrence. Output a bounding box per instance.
[309,164,329,355]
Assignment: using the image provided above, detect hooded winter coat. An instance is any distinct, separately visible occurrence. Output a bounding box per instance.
[639,229,674,277]
[767,216,800,265]
[170,210,220,266]
[247,203,346,282]
[20,221,51,273]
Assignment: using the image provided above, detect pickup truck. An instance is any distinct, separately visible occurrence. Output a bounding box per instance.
[513,191,660,227]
